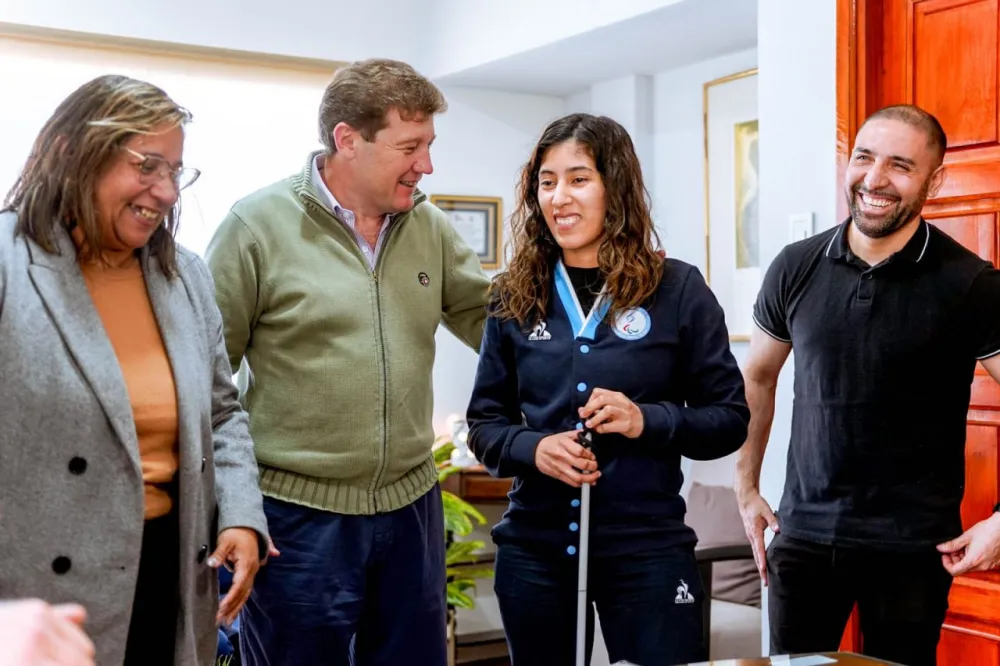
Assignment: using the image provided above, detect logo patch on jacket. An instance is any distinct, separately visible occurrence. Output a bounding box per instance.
[612,307,650,340]
[528,320,551,341]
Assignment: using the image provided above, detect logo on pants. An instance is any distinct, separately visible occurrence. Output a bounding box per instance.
[675,579,694,604]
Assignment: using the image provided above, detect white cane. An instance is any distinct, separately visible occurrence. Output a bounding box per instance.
[575,427,595,666]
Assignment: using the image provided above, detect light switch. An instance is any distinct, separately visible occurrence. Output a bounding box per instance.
[790,213,813,242]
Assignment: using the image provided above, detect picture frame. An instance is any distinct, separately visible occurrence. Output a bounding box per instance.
[704,68,759,342]
[430,194,503,270]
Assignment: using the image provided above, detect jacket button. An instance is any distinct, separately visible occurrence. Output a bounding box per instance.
[197,545,209,563]
[201,457,206,473]
[52,556,72,574]
[68,457,87,475]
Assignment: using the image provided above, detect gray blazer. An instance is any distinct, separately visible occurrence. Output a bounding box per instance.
[0,212,268,665]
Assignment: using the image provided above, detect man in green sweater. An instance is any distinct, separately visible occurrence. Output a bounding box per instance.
[205,58,491,666]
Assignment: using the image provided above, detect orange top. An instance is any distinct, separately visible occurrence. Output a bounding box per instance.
[81,254,179,520]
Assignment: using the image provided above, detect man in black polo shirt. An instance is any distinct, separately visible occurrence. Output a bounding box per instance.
[735,104,1000,666]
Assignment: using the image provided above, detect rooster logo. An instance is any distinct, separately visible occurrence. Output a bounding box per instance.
[528,320,551,341]
[675,579,694,604]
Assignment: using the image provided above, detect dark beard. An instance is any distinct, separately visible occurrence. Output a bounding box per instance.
[846,183,927,239]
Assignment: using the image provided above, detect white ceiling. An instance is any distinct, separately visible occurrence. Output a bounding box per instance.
[432,0,757,96]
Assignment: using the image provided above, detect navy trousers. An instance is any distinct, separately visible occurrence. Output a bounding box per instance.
[494,542,707,666]
[240,486,447,666]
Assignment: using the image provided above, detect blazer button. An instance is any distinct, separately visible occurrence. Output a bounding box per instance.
[201,457,206,473]
[197,545,209,563]
[52,556,72,574]
[68,457,87,475]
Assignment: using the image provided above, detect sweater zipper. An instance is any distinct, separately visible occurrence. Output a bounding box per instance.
[368,219,400,513]
[300,188,414,512]
[371,266,386,512]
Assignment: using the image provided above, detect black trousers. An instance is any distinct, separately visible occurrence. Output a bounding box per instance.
[767,533,953,666]
[494,542,707,666]
[123,510,180,666]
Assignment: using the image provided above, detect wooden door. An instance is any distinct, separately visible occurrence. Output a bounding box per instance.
[838,0,1000,661]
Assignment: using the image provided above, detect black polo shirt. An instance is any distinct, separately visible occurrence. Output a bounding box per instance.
[754,218,1000,551]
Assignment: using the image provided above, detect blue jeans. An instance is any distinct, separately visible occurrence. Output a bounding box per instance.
[240,487,447,666]
[494,542,706,666]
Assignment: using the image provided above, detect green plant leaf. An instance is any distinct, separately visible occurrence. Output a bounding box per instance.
[446,540,486,566]
[441,492,478,537]
[438,465,462,483]
[444,510,473,537]
[447,587,477,609]
[446,564,489,578]
[447,574,478,590]
[434,441,456,465]
[456,568,494,580]
[442,492,487,526]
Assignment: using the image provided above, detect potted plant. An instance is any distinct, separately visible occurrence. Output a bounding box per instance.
[434,436,494,666]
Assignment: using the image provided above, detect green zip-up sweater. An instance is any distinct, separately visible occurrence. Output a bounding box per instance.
[205,153,490,515]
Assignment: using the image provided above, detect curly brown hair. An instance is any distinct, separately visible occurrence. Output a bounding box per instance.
[3,74,192,276]
[492,113,664,327]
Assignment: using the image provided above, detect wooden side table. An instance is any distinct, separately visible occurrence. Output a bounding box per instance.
[440,464,512,503]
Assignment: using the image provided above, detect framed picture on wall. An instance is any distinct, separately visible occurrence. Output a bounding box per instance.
[704,68,759,342]
[430,194,503,269]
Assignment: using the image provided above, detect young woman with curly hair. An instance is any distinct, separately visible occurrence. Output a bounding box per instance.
[466,113,750,666]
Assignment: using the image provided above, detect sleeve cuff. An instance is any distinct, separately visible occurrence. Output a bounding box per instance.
[752,313,791,343]
[977,346,1000,361]
[217,524,270,561]
[507,430,545,469]
[639,402,679,443]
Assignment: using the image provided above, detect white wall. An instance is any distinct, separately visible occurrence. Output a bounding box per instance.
[423,0,682,79]
[0,0,422,63]
[646,47,759,500]
[423,88,566,432]
[565,89,592,114]
[561,47,758,269]
[651,47,758,274]
[756,0,837,654]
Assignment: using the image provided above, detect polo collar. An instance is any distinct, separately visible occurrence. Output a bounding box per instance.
[825,217,931,265]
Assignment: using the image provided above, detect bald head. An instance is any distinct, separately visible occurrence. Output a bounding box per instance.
[860,104,947,166]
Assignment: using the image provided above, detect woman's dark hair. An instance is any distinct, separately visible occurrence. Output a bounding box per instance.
[492,113,664,326]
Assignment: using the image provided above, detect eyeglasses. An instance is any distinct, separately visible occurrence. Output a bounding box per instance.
[123,148,201,191]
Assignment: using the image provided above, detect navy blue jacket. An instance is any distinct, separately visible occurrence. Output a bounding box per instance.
[466,258,750,557]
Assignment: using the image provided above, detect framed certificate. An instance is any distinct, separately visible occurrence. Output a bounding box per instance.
[430,194,503,270]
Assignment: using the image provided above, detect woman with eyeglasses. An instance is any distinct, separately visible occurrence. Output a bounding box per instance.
[0,74,269,666]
